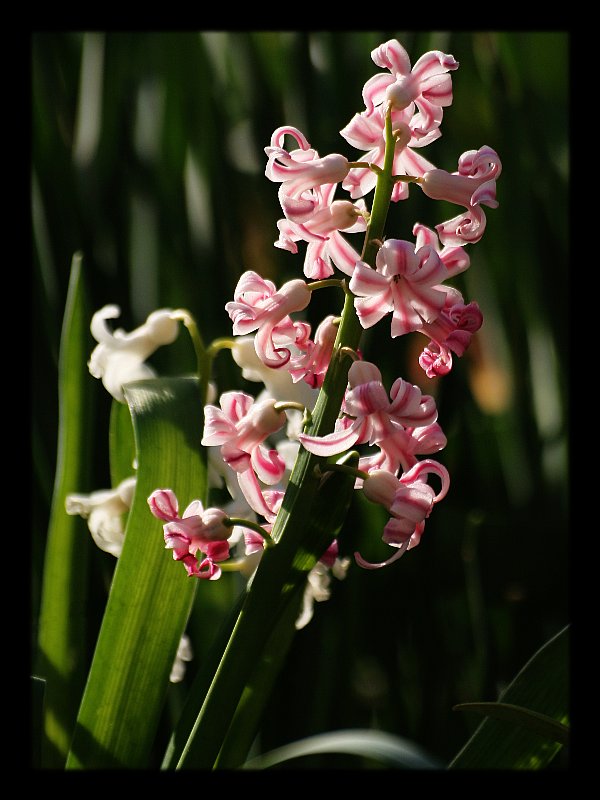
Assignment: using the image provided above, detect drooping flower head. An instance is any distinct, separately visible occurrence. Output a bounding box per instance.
[148,488,232,580]
[88,305,180,402]
[357,421,447,479]
[65,476,137,558]
[356,458,450,570]
[288,314,339,389]
[265,126,350,222]
[225,271,312,369]
[273,181,366,279]
[420,145,502,246]
[201,391,287,483]
[202,390,288,522]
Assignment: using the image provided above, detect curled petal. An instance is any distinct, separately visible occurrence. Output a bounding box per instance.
[250,443,286,485]
[436,206,487,246]
[354,538,411,570]
[388,378,438,427]
[401,458,451,503]
[349,261,390,296]
[148,488,179,521]
[201,404,237,446]
[236,467,280,523]
[195,557,222,580]
[371,39,412,75]
[298,420,362,457]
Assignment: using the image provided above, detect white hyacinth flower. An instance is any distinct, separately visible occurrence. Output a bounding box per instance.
[295,555,351,630]
[169,634,194,683]
[231,336,318,439]
[88,304,180,402]
[65,476,137,557]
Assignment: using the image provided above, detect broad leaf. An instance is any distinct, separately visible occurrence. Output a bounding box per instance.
[66,377,207,769]
[35,252,94,767]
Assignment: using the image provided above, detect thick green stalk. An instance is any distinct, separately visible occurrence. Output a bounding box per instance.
[176,108,397,770]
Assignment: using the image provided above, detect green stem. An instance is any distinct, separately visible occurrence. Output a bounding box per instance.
[206,337,236,358]
[176,106,398,770]
[307,278,346,292]
[347,161,382,174]
[361,106,396,266]
[316,460,368,482]
[172,309,211,407]
[225,517,274,547]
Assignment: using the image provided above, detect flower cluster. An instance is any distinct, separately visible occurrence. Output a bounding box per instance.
[68,37,500,633]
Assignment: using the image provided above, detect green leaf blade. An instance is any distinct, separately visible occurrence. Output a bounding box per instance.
[66,377,207,769]
[36,252,95,767]
[176,452,360,770]
[449,625,569,769]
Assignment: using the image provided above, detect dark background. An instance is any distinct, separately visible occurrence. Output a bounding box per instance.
[32,31,569,767]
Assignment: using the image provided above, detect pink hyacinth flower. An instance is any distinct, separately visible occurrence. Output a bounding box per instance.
[362,39,458,135]
[341,104,437,202]
[148,489,231,580]
[225,270,312,369]
[355,459,450,570]
[412,222,470,278]
[274,181,366,279]
[201,390,287,485]
[349,238,449,337]
[420,146,502,246]
[298,360,437,457]
[357,421,447,478]
[417,287,484,378]
[265,126,350,222]
[288,314,338,388]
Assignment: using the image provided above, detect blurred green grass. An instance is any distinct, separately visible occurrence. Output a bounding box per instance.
[32,31,569,767]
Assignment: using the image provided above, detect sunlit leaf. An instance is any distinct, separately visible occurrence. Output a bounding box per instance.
[242,728,441,770]
[35,252,94,768]
[66,377,207,769]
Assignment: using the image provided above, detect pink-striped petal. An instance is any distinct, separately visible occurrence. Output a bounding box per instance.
[147,488,179,521]
[251,443,286,486]
[298,421,361,457]
[354,538,410,570]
